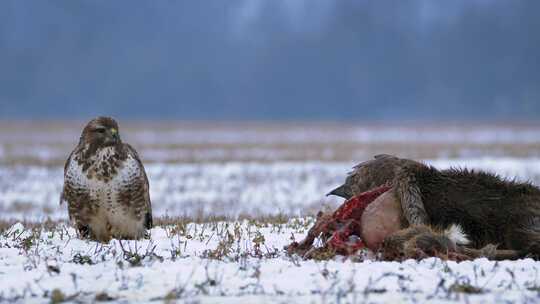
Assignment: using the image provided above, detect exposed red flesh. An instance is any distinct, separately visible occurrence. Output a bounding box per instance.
[285,185,392,257]
[327,185,392,253]
[287,184,485,261]
[333,185,392,220]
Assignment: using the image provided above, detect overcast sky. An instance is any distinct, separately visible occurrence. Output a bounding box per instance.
[0,1,539,121]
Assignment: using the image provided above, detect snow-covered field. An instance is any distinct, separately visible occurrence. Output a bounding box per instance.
[3,218,540,303]
[2,122,540,303]
[3,158,540,221]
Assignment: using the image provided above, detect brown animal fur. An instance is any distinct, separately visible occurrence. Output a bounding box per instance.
[329,154,540,260]
[381,225,519,261]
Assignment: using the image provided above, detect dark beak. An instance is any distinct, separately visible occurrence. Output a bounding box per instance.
[326,184,353,199]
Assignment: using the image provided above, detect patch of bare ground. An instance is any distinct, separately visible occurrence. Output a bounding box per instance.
[2,121,540,165]
[0,215,301,234]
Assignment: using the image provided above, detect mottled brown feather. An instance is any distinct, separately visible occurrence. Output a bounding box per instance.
[60,117,152,241]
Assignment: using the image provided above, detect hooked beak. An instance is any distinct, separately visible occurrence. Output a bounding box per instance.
[109,128,120,143]
[327,184,353,199]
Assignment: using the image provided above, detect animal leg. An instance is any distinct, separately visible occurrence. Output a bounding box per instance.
[285,211,335,256]
[394,165,429,225]
[383,225,524,261]
[459,246,522,261]
[506,217,540,260]
[382,225,457,260]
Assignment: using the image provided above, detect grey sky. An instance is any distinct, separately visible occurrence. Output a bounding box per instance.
[0,1,539,120]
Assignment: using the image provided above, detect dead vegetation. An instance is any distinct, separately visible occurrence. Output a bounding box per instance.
[2,121,540,166]
[2,122,540,302]
[1,217,540,303]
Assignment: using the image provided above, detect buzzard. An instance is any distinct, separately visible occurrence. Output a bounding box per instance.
[60,117,152,242]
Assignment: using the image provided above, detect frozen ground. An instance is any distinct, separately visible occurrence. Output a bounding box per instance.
[2,158,540,221]
[2,220,540,303]
[2,122,540,303]
[1,158,540,303]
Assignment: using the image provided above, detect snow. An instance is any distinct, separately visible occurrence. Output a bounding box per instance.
[2,123,540,303]
[2,221,540,303]
[2,158,540,221]
[5,125,540,145]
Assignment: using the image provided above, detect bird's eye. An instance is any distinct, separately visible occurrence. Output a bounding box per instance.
[95,128,106,133]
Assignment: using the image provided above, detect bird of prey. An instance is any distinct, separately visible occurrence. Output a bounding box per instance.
[60,116,152,242]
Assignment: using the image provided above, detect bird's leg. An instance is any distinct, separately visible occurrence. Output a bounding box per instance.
[77,224,91,238]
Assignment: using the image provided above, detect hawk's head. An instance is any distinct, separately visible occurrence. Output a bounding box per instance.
[80,116,122,147]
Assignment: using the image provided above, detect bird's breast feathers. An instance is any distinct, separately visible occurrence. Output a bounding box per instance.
[66,146,142,204]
